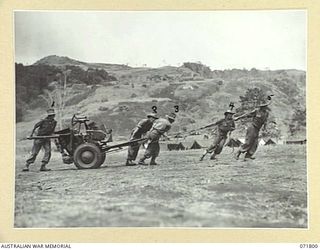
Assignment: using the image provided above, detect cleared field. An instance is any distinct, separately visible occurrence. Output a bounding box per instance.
[14,144,307,228]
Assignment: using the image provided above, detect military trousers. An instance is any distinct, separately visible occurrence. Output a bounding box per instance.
[143,141,160,159]
[127,136,142,161]
[26,139,52,165]
[142,130,161,159]
[207,132,227,155]
[239,124,259,157]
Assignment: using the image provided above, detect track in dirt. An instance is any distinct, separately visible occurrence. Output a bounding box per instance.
[15,145,307,228]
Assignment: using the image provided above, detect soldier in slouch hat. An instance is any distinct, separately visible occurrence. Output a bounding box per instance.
[23,108,57,172]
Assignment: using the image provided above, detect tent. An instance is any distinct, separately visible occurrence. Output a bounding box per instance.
[167,143,186,151]
[238,138,245,144]
[265,139,276,145]
[225,138,242,147]
[259,139,266,146]
[190,140,202,149]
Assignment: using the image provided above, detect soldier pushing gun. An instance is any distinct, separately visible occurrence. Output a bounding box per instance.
[23,108,57,172]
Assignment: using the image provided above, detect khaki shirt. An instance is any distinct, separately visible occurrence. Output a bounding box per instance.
[151,118,172,135]
[34,117,57,136]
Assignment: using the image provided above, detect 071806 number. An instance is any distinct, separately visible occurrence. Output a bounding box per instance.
[300,244,318,248]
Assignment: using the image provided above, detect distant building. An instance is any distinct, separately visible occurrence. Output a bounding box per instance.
[285,139,306,145]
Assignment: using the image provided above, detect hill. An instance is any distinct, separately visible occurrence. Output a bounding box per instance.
[16,55,306,140]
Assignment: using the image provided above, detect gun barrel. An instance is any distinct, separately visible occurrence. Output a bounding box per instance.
[27,134,69,140]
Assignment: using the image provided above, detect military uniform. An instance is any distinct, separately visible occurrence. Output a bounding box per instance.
[236,107,269,159]
[139,114,175,165]
[200,110,235,161]
[24,109,57,171]
[206,118,235,157]
[127,118,154,162]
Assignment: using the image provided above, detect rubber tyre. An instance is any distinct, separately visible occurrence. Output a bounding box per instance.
[73,143,103,169]
[100,152,106,166]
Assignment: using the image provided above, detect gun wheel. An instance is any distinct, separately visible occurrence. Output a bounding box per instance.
[73,143,103,169]
[100,152,106,166]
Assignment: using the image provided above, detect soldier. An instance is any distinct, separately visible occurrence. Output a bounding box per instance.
[138,113,176,166]
[199,110,235,161]
[234,101,270,160]
[126,113,159,166]
[22,108,57,172]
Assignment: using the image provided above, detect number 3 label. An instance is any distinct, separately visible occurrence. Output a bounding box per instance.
[174,105,179,113]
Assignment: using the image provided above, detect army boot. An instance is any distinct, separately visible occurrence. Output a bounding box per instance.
[126,160,137,166]
[138,157,148,166]
[244,153,255,160]
[150,157,157,165]
[235,150,241,160]
[210,153,217,160]
[22,163,30,172]
[199,150,208,161]
[40,163,51,172]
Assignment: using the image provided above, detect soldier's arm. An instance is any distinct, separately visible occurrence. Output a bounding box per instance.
[234,109,256,121]
[130,120,145,139]
[262,113,269,130]
[201,119,222,129]
[230,121,236,131]
[53,120,57,132]
[30,120,43,136]
[130,127,140,140]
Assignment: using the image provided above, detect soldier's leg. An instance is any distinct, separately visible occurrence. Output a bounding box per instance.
[139,142,154,165]
[245,132,259,159]
[150,142,160,165]
[131,143,141,161]
[126,142,140,165]
[24,139,42,171]
[200,136,219,161]
[236,125,255,159]
[211,137,226,159]
[40,140,51,171]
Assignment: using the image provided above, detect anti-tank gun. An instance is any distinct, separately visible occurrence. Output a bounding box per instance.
[27,114,145,169]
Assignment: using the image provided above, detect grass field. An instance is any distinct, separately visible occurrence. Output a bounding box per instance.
[14,144,307,228]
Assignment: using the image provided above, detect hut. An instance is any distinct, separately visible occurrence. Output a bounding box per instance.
[285,139,307,145]
[167,143,186,151]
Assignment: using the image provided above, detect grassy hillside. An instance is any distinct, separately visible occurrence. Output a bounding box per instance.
[16,55,306,141]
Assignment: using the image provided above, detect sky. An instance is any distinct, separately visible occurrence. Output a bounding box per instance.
[14,10,306,70]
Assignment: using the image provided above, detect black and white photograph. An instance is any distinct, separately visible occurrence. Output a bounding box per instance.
[14,10,307,228]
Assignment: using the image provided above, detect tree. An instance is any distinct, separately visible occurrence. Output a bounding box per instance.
[236,87,267,122]
[289,107,306,136]
[236,88,280,138]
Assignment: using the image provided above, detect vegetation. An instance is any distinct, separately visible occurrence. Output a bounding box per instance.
[289,107,306,136]
[15,63,116,122]
[182,62,212,78]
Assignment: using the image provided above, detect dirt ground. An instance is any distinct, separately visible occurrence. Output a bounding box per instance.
[14,144,307,228]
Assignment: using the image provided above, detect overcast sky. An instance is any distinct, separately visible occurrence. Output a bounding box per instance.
[14,10,306,70]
